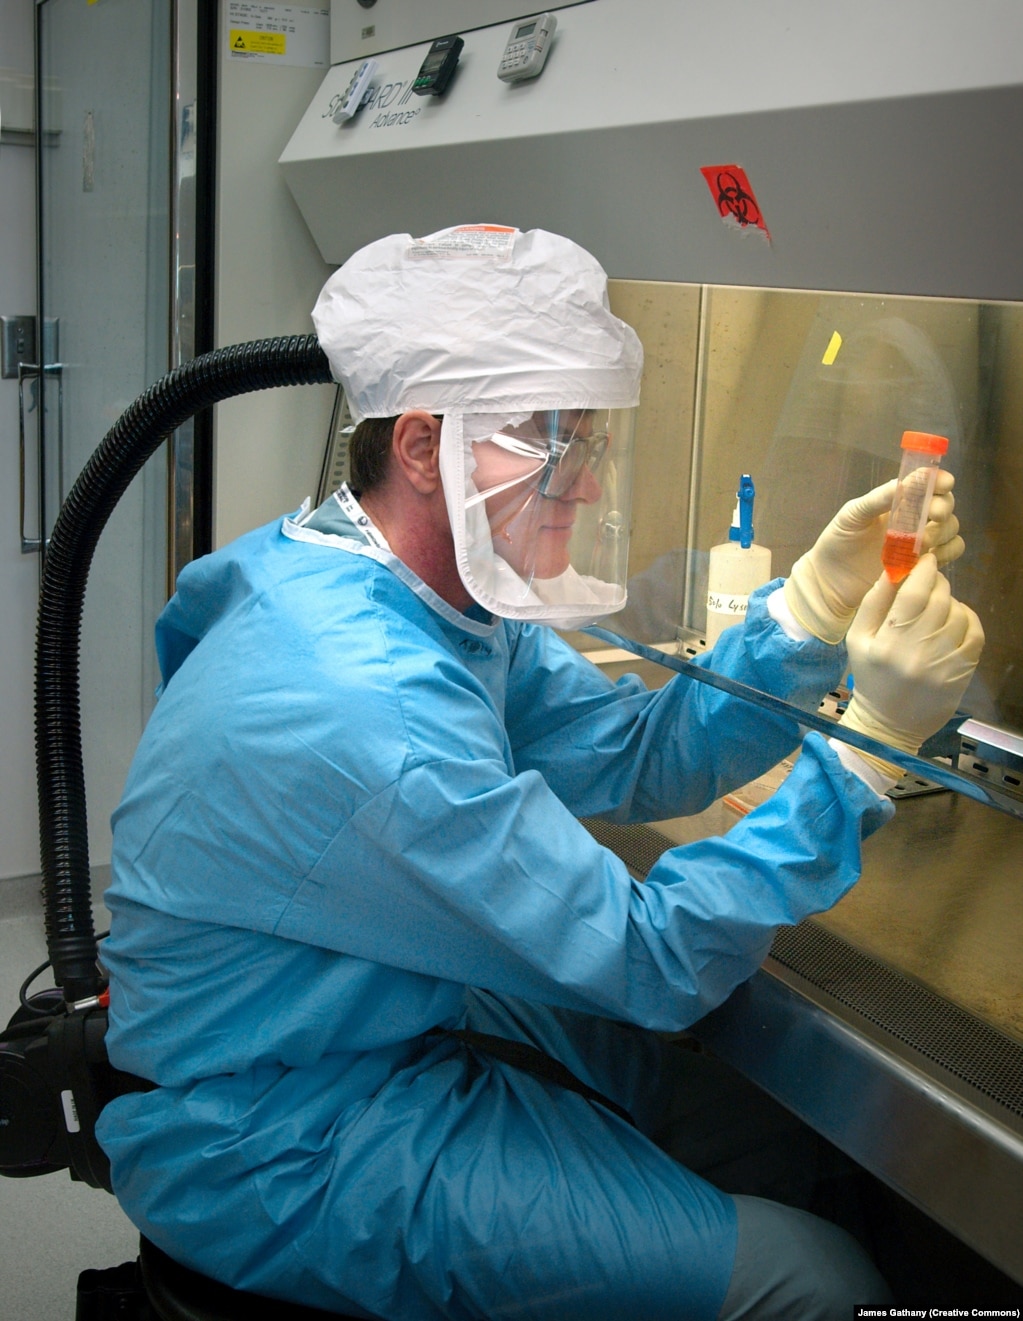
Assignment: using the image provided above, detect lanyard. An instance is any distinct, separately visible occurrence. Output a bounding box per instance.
[334,484,390,551]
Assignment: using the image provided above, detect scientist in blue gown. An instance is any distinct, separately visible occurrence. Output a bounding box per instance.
[96,226,983,1321]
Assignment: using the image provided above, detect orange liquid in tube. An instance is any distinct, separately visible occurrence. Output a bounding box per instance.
[882,431,949,583]
[881,530,922,584]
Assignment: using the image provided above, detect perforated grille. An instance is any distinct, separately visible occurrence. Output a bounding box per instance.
[770,923,1023,1119]
[583,818,1023,1121]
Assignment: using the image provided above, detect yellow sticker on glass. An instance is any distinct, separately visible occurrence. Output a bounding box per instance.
[821,331,843,366]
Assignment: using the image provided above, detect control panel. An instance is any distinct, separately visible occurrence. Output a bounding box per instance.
[332,58,378,123]
[498,12,557,82]
[413,35,465,96]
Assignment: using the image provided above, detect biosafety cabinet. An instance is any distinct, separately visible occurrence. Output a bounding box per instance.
[279,0,1023,1286]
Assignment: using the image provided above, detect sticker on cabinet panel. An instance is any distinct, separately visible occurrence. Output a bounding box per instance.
[226,3,328,68]
[700,164,771,240]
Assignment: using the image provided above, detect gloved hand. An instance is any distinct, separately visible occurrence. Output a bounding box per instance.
[784,472,963,643]
[838,553,984,778]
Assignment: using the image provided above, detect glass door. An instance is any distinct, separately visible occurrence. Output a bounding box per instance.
[36,0,173,866]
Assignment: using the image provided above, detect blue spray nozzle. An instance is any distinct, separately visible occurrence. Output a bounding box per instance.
[728,474,756,549]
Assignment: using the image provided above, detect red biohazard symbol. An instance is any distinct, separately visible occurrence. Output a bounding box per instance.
[700,165,770,237]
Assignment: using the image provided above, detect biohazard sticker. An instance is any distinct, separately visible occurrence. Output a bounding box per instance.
[700,164,771,239]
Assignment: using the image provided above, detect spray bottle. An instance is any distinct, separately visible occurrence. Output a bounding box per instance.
[705,474,772,647]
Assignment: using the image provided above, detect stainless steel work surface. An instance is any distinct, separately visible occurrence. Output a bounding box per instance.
[651,789,1023,1045]
[818,791,1022,1041]
[584,788,1023,1283]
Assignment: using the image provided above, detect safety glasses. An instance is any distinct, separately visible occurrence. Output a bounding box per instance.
[466,427,611,507]
[534,431,611,498]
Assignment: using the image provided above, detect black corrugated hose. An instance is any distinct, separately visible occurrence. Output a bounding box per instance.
[36,335,334,1003]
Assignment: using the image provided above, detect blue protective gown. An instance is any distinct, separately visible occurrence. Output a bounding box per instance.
[97,492,893,1321]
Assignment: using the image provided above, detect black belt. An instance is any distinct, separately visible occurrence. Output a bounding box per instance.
[445,1027,636,1127]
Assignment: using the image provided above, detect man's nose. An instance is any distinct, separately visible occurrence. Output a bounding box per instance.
[562,463,601,505]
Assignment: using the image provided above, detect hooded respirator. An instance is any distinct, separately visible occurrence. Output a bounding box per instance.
[312,224,643,629]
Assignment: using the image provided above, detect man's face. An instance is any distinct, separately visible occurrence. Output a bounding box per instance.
[470,411,605,580]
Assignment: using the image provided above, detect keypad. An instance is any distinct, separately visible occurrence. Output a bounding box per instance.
[500,41,536,70]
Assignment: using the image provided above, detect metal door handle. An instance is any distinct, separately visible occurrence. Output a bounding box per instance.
[18,358,62,554]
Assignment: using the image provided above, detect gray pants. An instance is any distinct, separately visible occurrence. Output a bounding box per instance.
[644,1033,894,1319]
[720,1195,894,1320]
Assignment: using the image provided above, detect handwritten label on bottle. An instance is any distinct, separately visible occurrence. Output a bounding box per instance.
[706,592,750,618]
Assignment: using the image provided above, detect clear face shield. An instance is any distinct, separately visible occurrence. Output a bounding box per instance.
[440,406,636,628]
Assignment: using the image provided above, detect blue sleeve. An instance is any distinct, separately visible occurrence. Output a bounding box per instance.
[504,581,848,822]
[279,732,892,1033]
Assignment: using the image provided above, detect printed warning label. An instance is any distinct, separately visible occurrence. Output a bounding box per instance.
[230,29,286,55]
[409,225,518,259]
[226,3,328,68]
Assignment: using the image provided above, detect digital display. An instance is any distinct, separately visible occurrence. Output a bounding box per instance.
[415,34,462,92]
[515,22,537,38]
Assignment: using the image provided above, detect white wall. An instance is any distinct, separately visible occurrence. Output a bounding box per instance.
[213,32,335,548]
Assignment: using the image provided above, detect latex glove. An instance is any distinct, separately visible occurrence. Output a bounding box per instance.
[784,471,963,643]
[838,553,984,778]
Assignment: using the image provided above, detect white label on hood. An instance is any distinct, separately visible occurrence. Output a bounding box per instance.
[409,225,517,260]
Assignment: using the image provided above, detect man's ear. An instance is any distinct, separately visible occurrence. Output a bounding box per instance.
[391,411,442,494]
